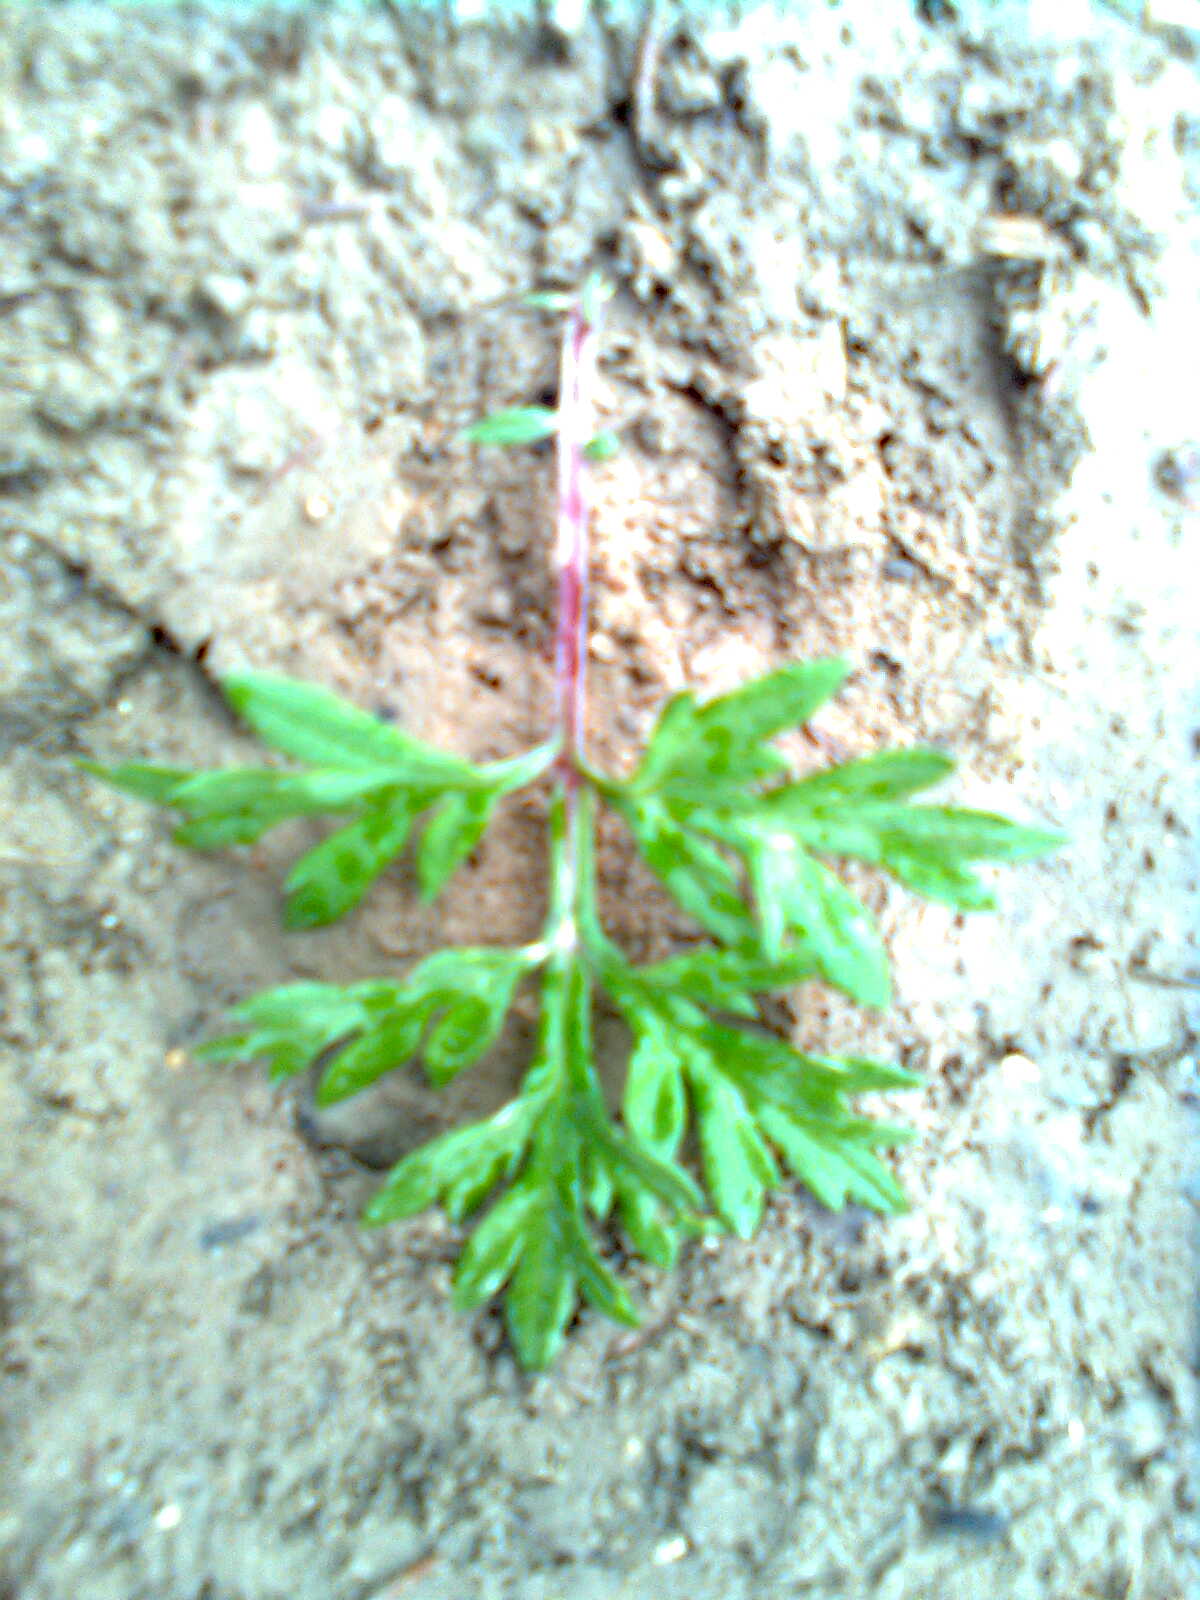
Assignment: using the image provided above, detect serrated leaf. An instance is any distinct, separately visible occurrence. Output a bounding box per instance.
[316,1011,427,1104]
[174,808,295,849]
[170,768,402,849]
[623,1028,686,1156]
[316,947,532,1102]
[692,658,850,752]
[633,659,850,802]
[364,1105,536,1227]
[633,945,820,1012]
[757,1105,908,1213]
[778,748,956,806]
[617,1188,681,1270]
[223,673,476,780]
[744,831,890,1007]
[284,793,417,928]
[463,406,558,447]
[566,1215,638,1327]
[452,1182,541,1307]
[767,790,1063,912]
[505,1196,576,1371]
[881,848,997,909]
[634,693,787,798]
[798,1054,924,1095]
[422,952,529,1082]
[417,790,495,900]
[689,1068,777,1237]
[194,981,378,1079]
[620,796,756,944]
[169,768,392,815]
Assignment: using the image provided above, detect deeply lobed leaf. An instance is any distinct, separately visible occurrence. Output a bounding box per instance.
[610,975,922,1235]
[86,679,558,918]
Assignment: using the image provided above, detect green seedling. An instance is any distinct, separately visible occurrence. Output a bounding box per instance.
[85,280,1062,1369]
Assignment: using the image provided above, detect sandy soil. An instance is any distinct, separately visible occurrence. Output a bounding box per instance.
[1,2,1196,1597]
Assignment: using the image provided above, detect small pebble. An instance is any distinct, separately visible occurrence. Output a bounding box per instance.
[926,1501,1011,1543]
[652,1536,689,1566]
[199,1215,262,1251]
[882,557,920,582]
[1155,442,1200,504]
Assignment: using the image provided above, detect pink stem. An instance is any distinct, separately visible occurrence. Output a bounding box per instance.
[553,291,600,790]
[550,287,602,923]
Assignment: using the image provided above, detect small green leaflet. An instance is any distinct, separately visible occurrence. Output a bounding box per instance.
[463,406,558,447]
[196,980,396,1080]
[632,658,849,801]
[739,826,891,1007]
[610,794,757,946]
[224,674,475,781]
[364,1101,542,1225]
[284,792,418,928]
[417,742,558,901]
[583,429,620,462]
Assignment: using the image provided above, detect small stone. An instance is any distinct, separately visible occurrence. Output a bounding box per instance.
[1155,442,1200,505]
[234,102,282,179]
[883,557,920,583]
[652,1536,689,1566]
[36,370,106,435]
[1116,1396,1171,1464]
[476,590,514,626]
[996,1052,1041,1090]
[197,273,251,320]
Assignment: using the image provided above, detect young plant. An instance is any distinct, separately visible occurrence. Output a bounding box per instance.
[85,279,1062,1369]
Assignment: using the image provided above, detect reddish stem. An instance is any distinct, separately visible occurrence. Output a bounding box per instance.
[550,286,603,926]
[553,291,600,790]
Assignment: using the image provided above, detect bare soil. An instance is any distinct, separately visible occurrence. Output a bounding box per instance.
[1,3,1196,1597]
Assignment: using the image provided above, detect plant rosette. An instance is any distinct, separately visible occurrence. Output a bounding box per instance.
[85,280,1062,1369]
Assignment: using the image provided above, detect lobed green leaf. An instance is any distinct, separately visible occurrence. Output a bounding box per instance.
[417,790,497,901]
[689,1066,779,1237]
[778,748,955,806]
[757,1105,909,1213]
[365,1105,538,1227]
[765,787,1064,912]
[316,946,534,1103]
[633,658,849,802]
[194,981,388,1079]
